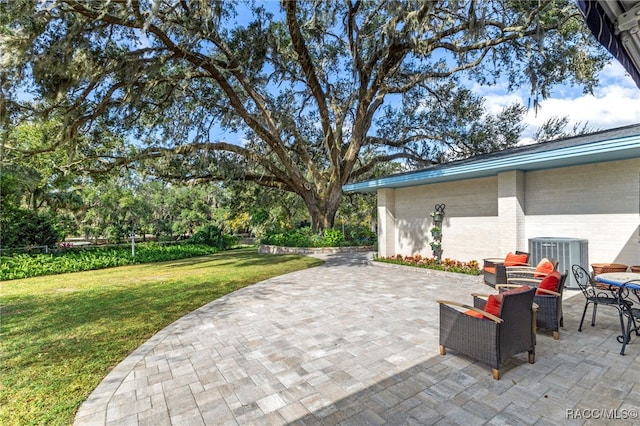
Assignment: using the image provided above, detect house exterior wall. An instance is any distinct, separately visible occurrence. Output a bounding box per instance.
[377,158,640,266]
[377,176,499,260]
[524,158,640,266]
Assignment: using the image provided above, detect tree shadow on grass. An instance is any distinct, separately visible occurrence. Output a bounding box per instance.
[160,249,325,269]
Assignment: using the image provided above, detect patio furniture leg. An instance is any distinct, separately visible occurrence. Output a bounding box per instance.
[552,331,559,340]
[591,304,597,326]
[439,345,446,355]
[578,302,589,331]
[620,319,633,355]
[619,310,627,341]
[528,351,535,364]
[492,369,500,380]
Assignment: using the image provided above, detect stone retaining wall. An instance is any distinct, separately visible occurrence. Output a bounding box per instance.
[258,244,374,255]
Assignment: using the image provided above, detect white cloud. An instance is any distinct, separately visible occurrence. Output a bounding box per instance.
[481,61,640,140]
[524,87,640,130]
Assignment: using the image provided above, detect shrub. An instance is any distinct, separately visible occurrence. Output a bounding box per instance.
[189,225,237,250]
[0,243,222,280]
[322,229,345,246]
[261,226,374,248]
[0,207,62,249]
[342,224,377,246]
[262,228,313,247]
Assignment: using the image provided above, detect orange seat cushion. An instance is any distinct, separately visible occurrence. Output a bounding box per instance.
[504,252,529,267]
[484,266,496,274]
[463,309,486,319]
[537,271,561,294]
[534,258,555,278]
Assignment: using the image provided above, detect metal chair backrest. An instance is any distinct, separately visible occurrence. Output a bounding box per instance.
[617,280,640,313]
[572,264,595,297]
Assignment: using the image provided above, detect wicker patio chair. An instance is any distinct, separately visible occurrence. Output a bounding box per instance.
[497,270,566,340]
[438,286,536,380]
[591,263,629,290]
[616,281,640,355]
[505,258,558,286]
[483,251,529,287]
[572,264,624,332]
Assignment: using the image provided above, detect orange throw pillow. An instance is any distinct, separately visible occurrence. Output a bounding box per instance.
[504,252,529,266]
[484,295,502,317]
[534,258,555,278]
[483,286,529,318]
[537,271,561,295]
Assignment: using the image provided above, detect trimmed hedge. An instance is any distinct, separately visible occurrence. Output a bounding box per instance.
[0,243,221,280]
[261,226,375,248]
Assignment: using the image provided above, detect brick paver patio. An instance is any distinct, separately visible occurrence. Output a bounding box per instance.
[74,253,640,425]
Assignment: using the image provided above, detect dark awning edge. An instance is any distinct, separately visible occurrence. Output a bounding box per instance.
[576,0,640,89]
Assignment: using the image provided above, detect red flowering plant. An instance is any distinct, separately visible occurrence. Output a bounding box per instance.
[375,254,481,276]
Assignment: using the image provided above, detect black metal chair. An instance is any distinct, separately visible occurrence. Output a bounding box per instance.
[572,264,624,332]
[438,287,536,380]
[616,281,640,355]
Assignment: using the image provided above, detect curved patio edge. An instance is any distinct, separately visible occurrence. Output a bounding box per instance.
[257,244,374,255]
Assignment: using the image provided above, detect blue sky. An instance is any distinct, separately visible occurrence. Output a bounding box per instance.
[480,60,640,142]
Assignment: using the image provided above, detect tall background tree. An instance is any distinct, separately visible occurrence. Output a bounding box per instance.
[1,0,607,230]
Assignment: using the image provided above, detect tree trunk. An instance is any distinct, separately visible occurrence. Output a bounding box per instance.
[302,187,341,232]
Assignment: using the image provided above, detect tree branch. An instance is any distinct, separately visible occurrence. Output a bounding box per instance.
[283,0,340,173]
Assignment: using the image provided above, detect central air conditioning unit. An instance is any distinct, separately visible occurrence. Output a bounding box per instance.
[528,237,589,289]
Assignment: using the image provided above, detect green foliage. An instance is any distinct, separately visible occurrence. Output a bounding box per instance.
[533,116,595,142]
[189,224,237,250]
[322,228,345,246]
[342,225,377,246]
[0,171,63,248]
[262,228,315,247]
[249,208,269,226]
[0,243,221,280]
[0,206,62,249]
[261,225,374,248]
[1,0,607,231]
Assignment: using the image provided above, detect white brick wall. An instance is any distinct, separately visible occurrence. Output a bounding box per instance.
[377,158,640,266]
[524,158,640,266]
[384,176,499,261]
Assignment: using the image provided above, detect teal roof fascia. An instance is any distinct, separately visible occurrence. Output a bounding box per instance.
[343,133,640,193]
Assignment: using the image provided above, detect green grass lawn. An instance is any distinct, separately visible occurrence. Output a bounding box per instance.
[0,248,323,425]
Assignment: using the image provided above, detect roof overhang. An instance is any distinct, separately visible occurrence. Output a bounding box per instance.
[343,132,640,193]
[577,0,640,88]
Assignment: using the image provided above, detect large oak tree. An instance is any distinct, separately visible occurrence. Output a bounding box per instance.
[1,0,606,229]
